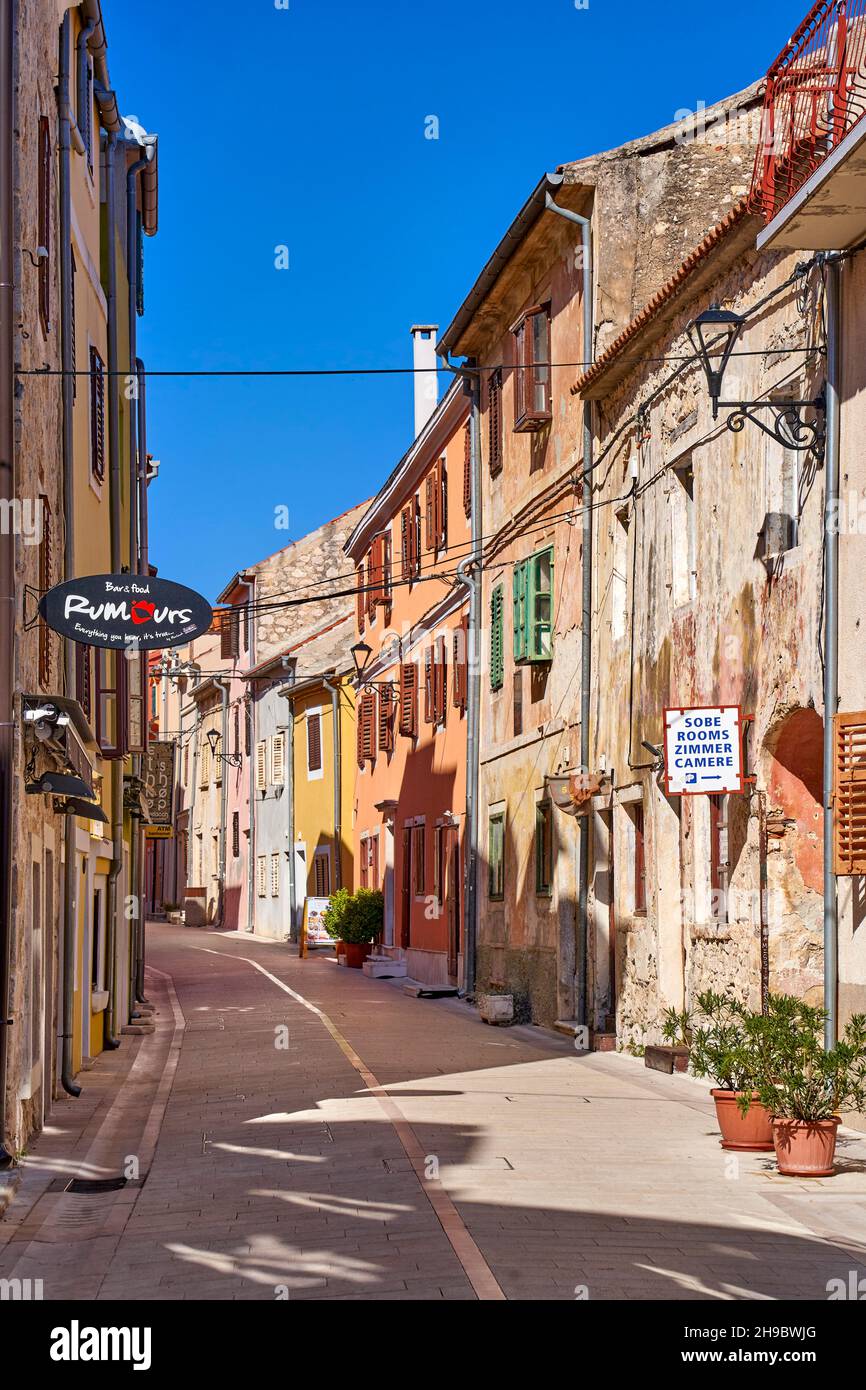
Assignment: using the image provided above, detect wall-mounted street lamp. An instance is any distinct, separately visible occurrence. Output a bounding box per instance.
[350,640,395,693]
[205,726,242,768]
[688,302,825,456]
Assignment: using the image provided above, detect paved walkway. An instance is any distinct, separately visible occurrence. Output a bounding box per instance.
[2,921,866,1301]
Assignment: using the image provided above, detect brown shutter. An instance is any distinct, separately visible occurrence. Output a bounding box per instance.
[489,368,503,475]
[399,663,417,738]
[356,565,365,633]
[219,608,237,660]
[356,697,365,767]
[463,420,472,516]
[378,685,394,753]
[413,496,421,574]
[424,647,434,724]
[361,692,376,762]
[434,634,447,723]
[437,459,447,549]
[38,494,51,687]
[307,713,322,772]
[400,507,411,579]
[425,473,435,553]
[76,643,92,720]
[365,547,376,620]
[453,616,467,710]
[834,713,866,874]
[90,347,105,479]
[38,117,51,334]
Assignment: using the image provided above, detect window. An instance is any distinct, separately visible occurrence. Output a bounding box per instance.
[512,305,551,431]
[453,616,468,710]
[632,803,647,915]
[95,650,125,758]
[126,648,146,755]
[488,812,505,900]
[400,497,421,580]
[76,643,91,721]
[271,731,286,785]
[306,714,321,774]
[463,419,472,516]
[38,117,51,334]
[490,585,504,691]
[357,691,376,766]
[77,46,93,168]
[378,685,394,754]
[612,506,630,642]
[200,737,211,787]
[412,823,426,897]
[37,494,51,687]
[367,531,392,620]
[256,855,267,897]
[270,852,280,898]
[424,646,434,724]
[399,662,418,738]
[709,794,729,926]
[424,458,447,554]
[314,849,331,897]
[360,834,379,890]
[89,347,106,480]
[255,739,267,790]
[213,734,223,784]
[513,546,554,662]
[356,565,366,633]
[233,706,240,757]
[535,799,553,896]
[670,457,696,606]
[232,812,240,859]
[488,367,503,473]
[834,714,866,873]
[220,607,240,660]
[434,635,447,724]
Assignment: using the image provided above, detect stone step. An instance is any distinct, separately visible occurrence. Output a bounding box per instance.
[402,980,459,998]
[363,956,408,979]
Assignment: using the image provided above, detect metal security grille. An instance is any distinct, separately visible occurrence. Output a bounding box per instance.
[834,712,866,873]
[750,1,866,221]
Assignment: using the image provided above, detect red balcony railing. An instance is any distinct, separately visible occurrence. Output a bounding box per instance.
[750,1,866,221]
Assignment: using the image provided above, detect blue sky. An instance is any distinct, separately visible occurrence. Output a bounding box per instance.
[105,0,806,600]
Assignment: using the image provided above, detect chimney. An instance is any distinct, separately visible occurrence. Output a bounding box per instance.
[411,324,439,438]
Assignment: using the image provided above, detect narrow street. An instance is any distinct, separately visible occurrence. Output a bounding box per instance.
[2,924,866,1303]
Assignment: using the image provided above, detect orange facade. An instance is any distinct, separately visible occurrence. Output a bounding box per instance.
[347,382,471,986]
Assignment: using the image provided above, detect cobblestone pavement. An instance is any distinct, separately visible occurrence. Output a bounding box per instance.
[2,922,866,1302]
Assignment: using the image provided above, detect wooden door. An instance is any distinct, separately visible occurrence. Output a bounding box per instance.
[400,827,412,950]
[445,829,460,982]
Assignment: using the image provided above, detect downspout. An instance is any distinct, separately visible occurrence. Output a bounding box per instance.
[0,0,18,1156]
[126,153,148,575]
[322,675,343,891]
[103,125,121,1049]
[823,255,841,1050]
[455,371,482,998]
[57,14,83,1094]
[246,603,257,933]
[214,679,229,927]
[136,358,148,570]
[544,193,594,1028]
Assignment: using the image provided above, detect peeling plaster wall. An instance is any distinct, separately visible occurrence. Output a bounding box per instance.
[588,239,829,1047]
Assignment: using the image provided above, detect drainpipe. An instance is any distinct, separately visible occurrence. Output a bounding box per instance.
[823,255,841,1050]
[246,604,257,933]
[57,14,83,1094]
[136,358,148,571]
[286,697,295,937]
[322,675,343,891]
[0,0,18,1158]
[214,679,230,927]
[103,125,121,1049]
[544,192,594,1028]
[126,153,148,574]
[455,371,482,998]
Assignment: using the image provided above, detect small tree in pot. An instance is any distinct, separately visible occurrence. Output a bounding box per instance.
[324,888,383,968]
[752,996,866,1177]
[664,991,775,1151]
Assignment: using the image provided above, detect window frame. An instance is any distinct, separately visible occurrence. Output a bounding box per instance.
[488,810,505,901]
[511,304,552,432]
[535,798,554,896]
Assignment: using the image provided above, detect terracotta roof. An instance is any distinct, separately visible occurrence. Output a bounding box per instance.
[571,197,757,399]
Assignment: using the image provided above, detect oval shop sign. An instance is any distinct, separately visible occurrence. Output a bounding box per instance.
[39,574,213,652]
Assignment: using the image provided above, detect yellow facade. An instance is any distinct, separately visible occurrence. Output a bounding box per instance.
[291,678,356,900]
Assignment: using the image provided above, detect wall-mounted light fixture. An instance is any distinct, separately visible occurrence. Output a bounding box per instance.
[205,726,242,768]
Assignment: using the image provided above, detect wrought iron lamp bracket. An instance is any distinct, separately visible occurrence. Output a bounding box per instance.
[719,390,826,459]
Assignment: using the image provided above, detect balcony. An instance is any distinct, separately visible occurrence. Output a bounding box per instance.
[750,1,866,249]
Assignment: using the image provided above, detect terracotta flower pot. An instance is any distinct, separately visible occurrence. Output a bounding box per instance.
[711,1089,775,1151]
[343,941,373,969]
[772,1116,840,1177]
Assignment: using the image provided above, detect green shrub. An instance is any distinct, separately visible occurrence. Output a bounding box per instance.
[322,888,352,941]
[751,996,866,1122]
[322,888,383,945]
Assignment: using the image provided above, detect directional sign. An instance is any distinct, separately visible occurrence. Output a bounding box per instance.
[664,705,744,796]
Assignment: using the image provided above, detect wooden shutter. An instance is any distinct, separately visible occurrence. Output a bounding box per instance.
[399,663,417,738]
[437,458,447,550]
[400,507,411,579]
[76,642,91,720]
[425,473,436,553]
[413,497,421,574]
[361,691,376,763]
[378,685,394,753]
[255,739,267,790]
[38,494,51,686]
[271,732,286,785]
[434,634,447,724]
[365,545,377,621]
[488,368,503,475]
[257,856,267,897]
[834,713,866,874]
[513,563,527,662]
[38,117,51,334]
[356,565,365,633]
[307,714,322,772]
[453,616,468,710]
[463,420,472,516]
[490,586,504,691]
[424,647,434,724]
[90,347,105,479]
[232,812,240,859]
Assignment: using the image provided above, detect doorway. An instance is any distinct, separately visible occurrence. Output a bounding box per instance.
[445,827,461,983]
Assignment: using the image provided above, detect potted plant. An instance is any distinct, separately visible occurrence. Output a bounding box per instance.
[323,888,382,968]
[752,996,866,1177]
[663,992,774,1151]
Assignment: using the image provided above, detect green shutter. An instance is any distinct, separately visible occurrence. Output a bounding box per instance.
[490,586,504,690]
[528,547,554,661]
[513,562,527,663]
